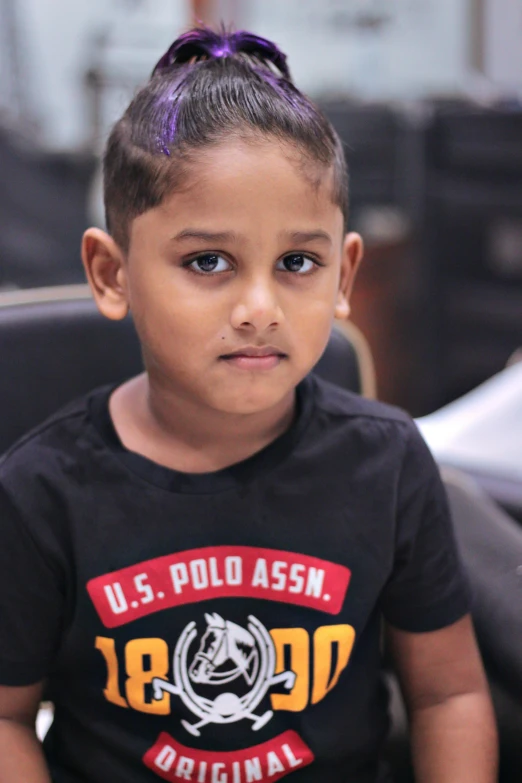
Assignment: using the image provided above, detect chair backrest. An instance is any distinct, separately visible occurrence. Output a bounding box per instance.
[441,467,522,699]
[0,285,375,455]
[441,467,522,779]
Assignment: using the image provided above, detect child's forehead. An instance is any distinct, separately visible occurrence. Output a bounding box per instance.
[158,138,340,225]
[186,136,331,185]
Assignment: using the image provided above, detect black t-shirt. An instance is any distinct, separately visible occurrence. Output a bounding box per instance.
[0,375,469,783]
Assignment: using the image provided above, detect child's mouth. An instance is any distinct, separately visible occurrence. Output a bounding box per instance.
[219,346,288,371]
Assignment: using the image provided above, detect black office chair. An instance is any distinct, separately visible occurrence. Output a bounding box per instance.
[0,284,376,455]
[441,467,522,783]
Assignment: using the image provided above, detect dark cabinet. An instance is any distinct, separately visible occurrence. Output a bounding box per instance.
[418,104,522,411]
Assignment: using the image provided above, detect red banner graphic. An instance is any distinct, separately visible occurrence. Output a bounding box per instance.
[143,730,314,782]
[87,546,350,627]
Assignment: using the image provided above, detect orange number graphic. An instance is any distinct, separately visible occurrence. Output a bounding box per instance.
[311,624,355,704]
[125,638,171,714]
[95,636,128,708]
[269,627,309,712]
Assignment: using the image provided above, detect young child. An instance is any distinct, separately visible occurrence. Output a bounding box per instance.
[0,26,496,783]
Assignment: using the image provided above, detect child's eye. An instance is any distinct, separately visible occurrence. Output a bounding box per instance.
[186,254,231,274]
[276,254,317,274]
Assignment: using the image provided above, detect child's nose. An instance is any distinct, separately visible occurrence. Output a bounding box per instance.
[230,278,283,332]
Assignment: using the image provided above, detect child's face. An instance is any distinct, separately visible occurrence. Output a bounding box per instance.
[87,139,362,416]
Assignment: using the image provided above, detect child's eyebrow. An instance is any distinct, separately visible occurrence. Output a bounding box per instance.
[282,230,332,245]
[169,229,333,245]
[170,229,238,244]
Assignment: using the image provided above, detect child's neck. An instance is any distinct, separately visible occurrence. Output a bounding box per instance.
[108,373,296,474]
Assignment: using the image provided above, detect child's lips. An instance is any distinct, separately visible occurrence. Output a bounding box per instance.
[219,346,288,371]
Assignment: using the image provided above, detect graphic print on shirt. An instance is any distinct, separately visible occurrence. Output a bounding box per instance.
[87,546,353,782]
[151,612,297,737]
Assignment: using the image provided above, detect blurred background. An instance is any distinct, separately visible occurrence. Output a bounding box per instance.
[1,0,522,416]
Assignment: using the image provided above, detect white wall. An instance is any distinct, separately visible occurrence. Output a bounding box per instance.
[10,0,189,150]
[221,0,473,99]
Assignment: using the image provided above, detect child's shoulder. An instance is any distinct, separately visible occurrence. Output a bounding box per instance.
[308,374,430,467]
[0,385,109,483]
[310,373,413,429]
[309,375,441,495]
[312,374,438,475]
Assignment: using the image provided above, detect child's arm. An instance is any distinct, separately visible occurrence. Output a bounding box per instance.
[0,682,51,782]
[387,614,497,783]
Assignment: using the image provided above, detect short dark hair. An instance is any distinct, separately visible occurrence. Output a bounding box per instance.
[103,26,349,250]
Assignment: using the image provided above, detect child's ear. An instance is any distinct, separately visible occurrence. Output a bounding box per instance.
[335,232,364,320]
[81,228,129,321]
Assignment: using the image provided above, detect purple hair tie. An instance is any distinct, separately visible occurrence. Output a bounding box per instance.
[152,26,290,80]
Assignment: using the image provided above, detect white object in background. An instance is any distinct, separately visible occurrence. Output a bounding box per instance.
[484,0,522,93]
[416,361,522,482]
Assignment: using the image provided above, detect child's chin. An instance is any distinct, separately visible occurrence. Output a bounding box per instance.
[212,387,293,416]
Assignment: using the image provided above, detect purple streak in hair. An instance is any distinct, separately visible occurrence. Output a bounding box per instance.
[152,26,290,80]
[157,106,178,155]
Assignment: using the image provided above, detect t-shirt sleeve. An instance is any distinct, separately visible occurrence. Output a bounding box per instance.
[0,482,66,686]
[380,421,471,632]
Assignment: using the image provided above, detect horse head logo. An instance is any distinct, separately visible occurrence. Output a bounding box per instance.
[189,612,259,686]
[152,614,296,736]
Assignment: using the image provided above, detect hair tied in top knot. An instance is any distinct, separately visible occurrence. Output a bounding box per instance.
[152,26,291,80]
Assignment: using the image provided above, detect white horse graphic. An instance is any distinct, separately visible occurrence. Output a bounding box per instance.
[189,613,259,686]
[152,613,296,736]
